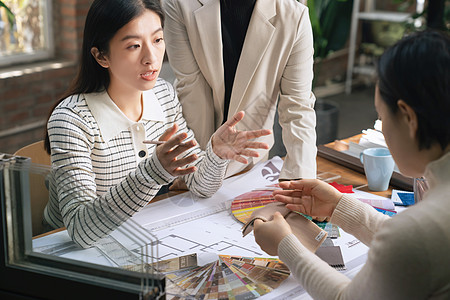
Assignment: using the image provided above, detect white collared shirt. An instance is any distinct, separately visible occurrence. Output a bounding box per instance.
[85,89,166,163]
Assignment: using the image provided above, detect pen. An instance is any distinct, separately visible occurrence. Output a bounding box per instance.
[143,140,190,146]
[143,140,165,145]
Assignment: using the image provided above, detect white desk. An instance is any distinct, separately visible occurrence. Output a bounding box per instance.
[33,156,405,299]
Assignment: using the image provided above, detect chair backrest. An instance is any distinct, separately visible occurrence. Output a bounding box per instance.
[14,141,51,236]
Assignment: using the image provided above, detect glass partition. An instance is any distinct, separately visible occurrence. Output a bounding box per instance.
[0,153,165,299]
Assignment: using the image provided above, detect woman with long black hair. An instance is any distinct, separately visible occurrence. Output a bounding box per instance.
[43,0,271,248]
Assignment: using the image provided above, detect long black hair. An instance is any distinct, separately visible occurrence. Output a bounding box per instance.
[44,0,164,154]
[377,30,450,151]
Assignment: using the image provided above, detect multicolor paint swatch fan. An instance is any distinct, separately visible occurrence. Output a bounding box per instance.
[230,185,279,224]
[231,185,340,238]
[165,255,290,299]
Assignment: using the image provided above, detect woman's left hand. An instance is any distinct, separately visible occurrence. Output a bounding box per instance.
[253,212,293,256]
[211,111,272,164]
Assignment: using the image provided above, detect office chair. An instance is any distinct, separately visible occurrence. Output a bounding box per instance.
[14,141,51,236]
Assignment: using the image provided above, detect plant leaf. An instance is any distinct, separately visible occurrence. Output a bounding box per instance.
[0,1,15,27]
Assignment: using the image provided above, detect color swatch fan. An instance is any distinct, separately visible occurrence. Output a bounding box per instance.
[231,186,279,224]
[165,255,290,299]
[232,184,340,238]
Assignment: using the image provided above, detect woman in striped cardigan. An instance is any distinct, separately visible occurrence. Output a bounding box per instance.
[43,0,271,248]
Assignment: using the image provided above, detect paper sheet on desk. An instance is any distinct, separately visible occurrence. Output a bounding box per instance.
[32,230,112,266]
[125,157,285,263]
[32,157,284,268]
[132,156,284,229]
[31,156,389,299]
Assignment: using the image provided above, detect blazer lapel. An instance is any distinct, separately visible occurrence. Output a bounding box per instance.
[228,0,276,117]
[194,0,225,119]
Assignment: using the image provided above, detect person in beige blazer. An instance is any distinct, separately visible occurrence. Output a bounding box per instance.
[163,0,317,180]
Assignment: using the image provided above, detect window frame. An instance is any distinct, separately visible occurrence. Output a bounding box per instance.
[0,0,54,67]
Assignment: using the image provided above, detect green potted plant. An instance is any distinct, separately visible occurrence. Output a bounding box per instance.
[303,0,353,144]
[0,1,15,28]
[306,0,353,88]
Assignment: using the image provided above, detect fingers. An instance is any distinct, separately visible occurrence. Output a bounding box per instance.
[244,141,270,150]
[273,191,303,205]
[158,159,197,177]
[229,141,270,163]
[159,124,178,142]
[159,132,197,162]
[155,125,202,176]
[253,212,285,228]
[273,194,297,205]
[223,112,271,138]
[244,129,272,140]
[156,146,198,176]
[278,179,321,196]
[159,124,197,153]
[285,204,308,214]
[273,189,303,197]
[174,153,198,167]
[278,180,306,191]
[274,192,311,216]
[272,211,285,221]
[233,155,248,165]
[165,139,197,159]
[253,219,264,227]
[224,111,245,127]
[161,132,189,150]
[234,148,260,159]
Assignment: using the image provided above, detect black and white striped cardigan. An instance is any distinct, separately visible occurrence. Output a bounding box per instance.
[44,78,228,248]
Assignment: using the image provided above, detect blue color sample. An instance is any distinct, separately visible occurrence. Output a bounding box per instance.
[398,192,415,206]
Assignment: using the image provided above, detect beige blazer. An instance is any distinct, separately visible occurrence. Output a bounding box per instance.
[163,0,317,179]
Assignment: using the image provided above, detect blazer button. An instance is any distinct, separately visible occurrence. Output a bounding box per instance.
[138,150,146,158]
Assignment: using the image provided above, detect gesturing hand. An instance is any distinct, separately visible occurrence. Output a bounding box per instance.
[273,179,343,219]
[211,111,272,164]
[155,123,198,177]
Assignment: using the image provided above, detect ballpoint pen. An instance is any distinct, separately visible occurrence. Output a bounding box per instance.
[143,140,165,145]
[143,140,190,146]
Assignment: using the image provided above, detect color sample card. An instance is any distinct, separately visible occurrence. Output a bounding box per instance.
[315,221,340,239]
[219,255,290,275]
[300,214,340,238]
[315,246,346,271]
[374,207,397,217]
[391,189,415,206]
[329,181,354,193]
[150,253,198,274]
[165,255,290,299]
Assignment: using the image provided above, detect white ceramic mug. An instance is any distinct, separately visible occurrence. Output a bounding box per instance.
[360,148,395,191]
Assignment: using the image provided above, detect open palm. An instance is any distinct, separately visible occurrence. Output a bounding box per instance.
[273,179,343,218]
[212,111,271,164]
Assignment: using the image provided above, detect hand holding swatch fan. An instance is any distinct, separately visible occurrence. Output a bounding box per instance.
[242,202,328,253]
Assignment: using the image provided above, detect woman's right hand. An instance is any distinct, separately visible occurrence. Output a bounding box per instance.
[273,179,343,219]
[155,124,198,176]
